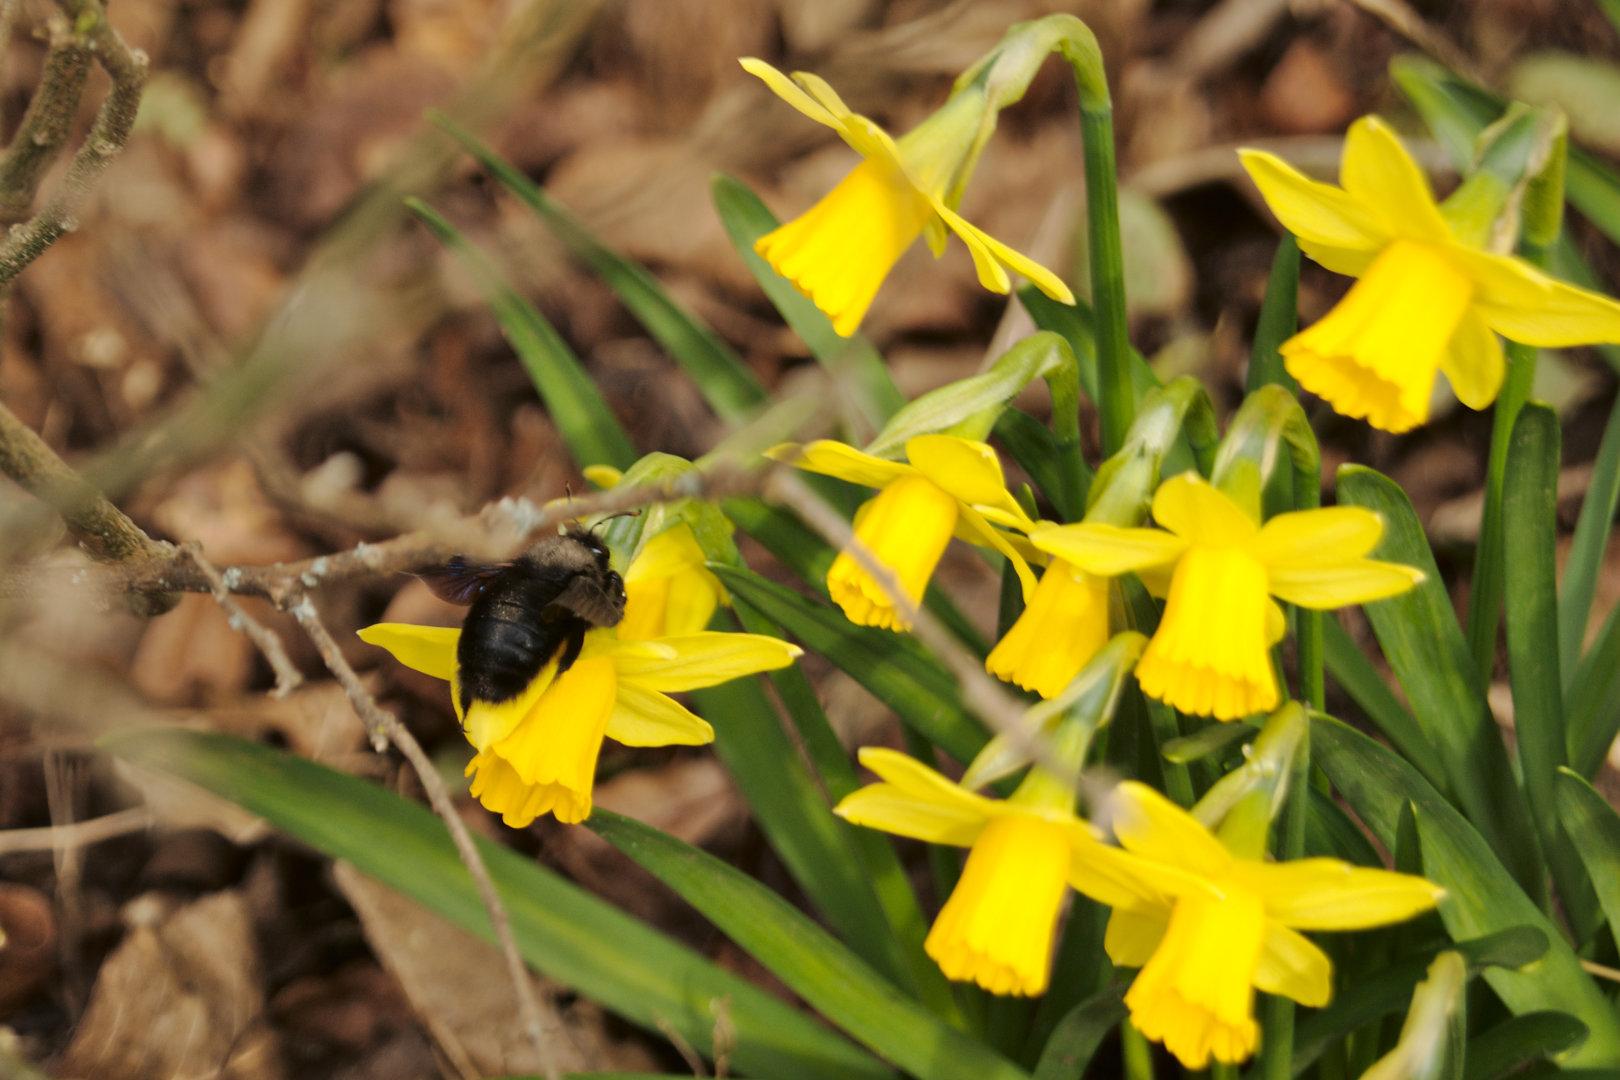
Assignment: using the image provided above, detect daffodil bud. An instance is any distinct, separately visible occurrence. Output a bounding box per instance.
[1192,703,1309,859]
[1361,952,1467,1080]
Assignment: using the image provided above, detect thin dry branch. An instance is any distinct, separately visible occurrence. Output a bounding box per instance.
[0,10,92,222]
[0,0,148,286]
[283,589,566,1080]
[185,544,304,698]
[0,806,151,855]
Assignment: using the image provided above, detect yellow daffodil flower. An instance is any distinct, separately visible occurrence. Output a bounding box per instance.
[359,622,799,826]
[1076,781,1443,1069]
[1239,116,1620,432]
[985,557,1111,699]
[835,747,1149,996]
[1031,472,1421,719]
[741,58,1074,336]
[769,434,1037,632]
[618,522,728,641]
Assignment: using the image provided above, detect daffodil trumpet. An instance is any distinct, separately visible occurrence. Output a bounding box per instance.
[359,623,798,826]
[618,522,728,641]
[768,434,1039,632]
[1031,472,1422,720]
[1077,781,1444,1069]
[1239,115,1620,432]
[741,58,1073,337]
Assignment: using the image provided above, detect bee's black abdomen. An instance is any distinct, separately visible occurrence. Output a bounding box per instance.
[457,568,584,712]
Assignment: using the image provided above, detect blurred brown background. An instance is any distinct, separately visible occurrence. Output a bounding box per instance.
[1,0,1617,1076]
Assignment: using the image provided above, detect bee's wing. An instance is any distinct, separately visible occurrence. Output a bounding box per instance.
[417,556,513,606]
[546,573,626,627]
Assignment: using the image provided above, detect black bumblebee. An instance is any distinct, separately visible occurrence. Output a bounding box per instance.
[422,527,627,714]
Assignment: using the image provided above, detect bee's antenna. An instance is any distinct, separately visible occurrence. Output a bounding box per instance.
[590,509,641,535]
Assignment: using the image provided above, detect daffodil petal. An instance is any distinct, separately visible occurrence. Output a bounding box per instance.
[1252,506,1384,568]
[604,683,714,747]
[835,784,989,847]
[1232,858,1445,930]
[1028,522,1187,577]
[905,435,1022,519]
[1340,116,1450,243]
[613,631,801,692]
[855,746,1000,811]
[1267,559,1424,610]
[957,503,1037,601]
[1236,148,1386,274]
[1109,781,1232,879]
[357,623,460,681]
[1104,906,1169,967]
[1072,837,1216,909]
[740,58,843,130]
[1450,247,1620,347]
[1151,472,1258,544]
[1254,923,1332,1007]
[1439,308,1506,411]
[766,440,913,489]
[931,199,1075,302]
[583,464,623,489]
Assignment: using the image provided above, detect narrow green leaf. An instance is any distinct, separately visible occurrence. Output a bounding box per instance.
[587,810,1032,1080]
[1336,465,1539,893]
[407,199,635,470]
[1312,716,1620,1068]
[993,408,1089,522]
[1567,603,1620,775]
[431,113,766,423]
[711,174,904,423]
[1561,393,1620,678]
[1321,618,1444,791]
[1246,235,1300,394]
[714,565,988,764]
[1461,1012,1589,1080]
[1554,767,1620,939]
[1502,404,1595,932]
[103,729,890,1080]
[1031,987,1126,1080]
[1161,720,1251,765]
[1017,286,1159,403]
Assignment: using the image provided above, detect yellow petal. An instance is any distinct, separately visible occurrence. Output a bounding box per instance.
[1151,472,1259,545]
[956,503,1037,601]
[486,656,617,823]
[1236,148,1386,275]
[1124,890,1265,1069]
[1254,923,1333,1007]
[1449,246,1620,348]
[1253,506,1384,567]
[767,439,912,490]
[834,785,989,847]
[930,198,1076,303]
[465,750,554,829]
[620,523,726,640]
[613,630,800,691]
[925,814,1073,996]
[1438,308,1506,411]
[462,658,560,751]
[357,623,460,682]
[1104,906,1169,967]
[1135,547,1279,720]
[1072,837,1216,910]
[582,464,623,489]
[905,435,1022,518]
[1267,559,1425,610]
[756,157,932,336]
[855,746,1000,819]
[604,683,714,747]
[1340,116,1451,244]
[1108,781,1232,879]
[828,475,958,631]
[1027,521,1186,578]
[986,560,1110,699]
[739,57,843,130]
[1282,240,1473,433]
[1231,859,1444,930]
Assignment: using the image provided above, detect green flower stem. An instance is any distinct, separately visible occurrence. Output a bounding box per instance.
[1467,242,1548,678]
[1058,29,1132,455]
[1121,1020,1154,1080]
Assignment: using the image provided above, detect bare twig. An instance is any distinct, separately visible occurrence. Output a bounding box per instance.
[282,590,564,1079]
[185,543,304,698]
[764,471,1070,781]
[0,9,92,223]
[0,463,760,604]
[0,0,148,287]
[0,807,152,855]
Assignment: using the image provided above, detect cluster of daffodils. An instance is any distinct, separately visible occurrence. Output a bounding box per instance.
[349,26,1620,1074]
